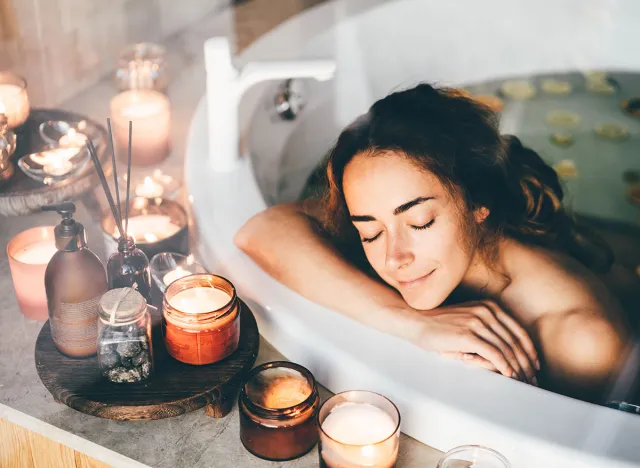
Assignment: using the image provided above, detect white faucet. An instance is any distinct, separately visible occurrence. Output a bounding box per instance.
[204,37,337,172]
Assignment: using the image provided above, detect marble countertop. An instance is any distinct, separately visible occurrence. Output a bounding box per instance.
[0,0,442,466]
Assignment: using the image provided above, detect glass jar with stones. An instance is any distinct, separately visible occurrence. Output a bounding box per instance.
[97,287,154,383]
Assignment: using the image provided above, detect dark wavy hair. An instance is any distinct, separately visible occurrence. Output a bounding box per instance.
[320,83,613,273]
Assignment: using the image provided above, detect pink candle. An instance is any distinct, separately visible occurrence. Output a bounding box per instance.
[7,226,57,320]
[110,90,171,166]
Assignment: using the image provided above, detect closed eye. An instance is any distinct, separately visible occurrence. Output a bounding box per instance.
[412,219,435,230]
[361,232,382,243]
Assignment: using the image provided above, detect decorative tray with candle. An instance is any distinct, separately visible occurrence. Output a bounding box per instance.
[0,109,109,217]
[34,299,260,421]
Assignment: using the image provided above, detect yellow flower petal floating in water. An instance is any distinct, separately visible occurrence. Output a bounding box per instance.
[500,80,536,100]
[541,79,573,95]
[550,132,575,148]
[553,159,578,178]
[546,110,581,128]
[594,123,630,141]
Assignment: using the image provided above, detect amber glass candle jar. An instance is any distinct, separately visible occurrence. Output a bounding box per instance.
[162,274,240,365]
[239,361,320,461]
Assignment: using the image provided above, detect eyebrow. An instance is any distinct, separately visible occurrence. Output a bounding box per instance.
[350,196,434,222]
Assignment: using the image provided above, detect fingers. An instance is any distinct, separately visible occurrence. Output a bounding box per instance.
[494,307,540,370]
[439,352,499,373]
[472,325,526,382]
[462,334,516,378]
[475,301,539,385]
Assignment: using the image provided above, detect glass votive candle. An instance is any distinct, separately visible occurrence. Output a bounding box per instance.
[101,197,188,260]
[437,445,511,468]
[319,390,401,468]
[116,42,168,92]
[7,226,57,320]
[162,274,240,365]
[0,71,30,129]
[150,252,207,292]
[110,89,171,166]
[239,361,320,461]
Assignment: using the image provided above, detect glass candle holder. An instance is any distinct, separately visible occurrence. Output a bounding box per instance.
[0,71,30,129]
[239,361,320,461]
[101,197,188,261]
[7,226,57,320]
[319,390,401,468]
[437,446,511,468]
[110,90,171,166]
[162,274,240,365]
[150,252,207,292]
[116,43,168,92]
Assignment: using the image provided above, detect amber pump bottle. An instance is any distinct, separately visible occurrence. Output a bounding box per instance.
[42,202,108,358]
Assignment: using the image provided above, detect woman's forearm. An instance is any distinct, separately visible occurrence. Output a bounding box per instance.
[234,203,424,342]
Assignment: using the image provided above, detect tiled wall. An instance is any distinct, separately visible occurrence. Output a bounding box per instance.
[0,0,229,106]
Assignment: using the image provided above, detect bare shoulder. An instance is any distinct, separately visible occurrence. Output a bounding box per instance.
[501,242,629,399]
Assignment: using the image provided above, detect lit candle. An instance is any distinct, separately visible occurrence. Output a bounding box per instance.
[168,287,231,314]
[162,266,190,286]
[7,226,57,320]
[114,214,180,244]
[135,176,164,198]
[110,90,170,165]
[0,72,30,129]
[163,275,240,365]
[29,147,80,166]
[248,367,313,409]
[58,128,88,148]
[319,392,400,468]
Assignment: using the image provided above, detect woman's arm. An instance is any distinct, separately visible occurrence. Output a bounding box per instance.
[235,200,538,381]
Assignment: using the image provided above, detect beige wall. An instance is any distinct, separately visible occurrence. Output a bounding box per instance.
[0,0,229,106]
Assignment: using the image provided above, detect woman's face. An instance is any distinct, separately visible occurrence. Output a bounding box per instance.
[343,152,480,310]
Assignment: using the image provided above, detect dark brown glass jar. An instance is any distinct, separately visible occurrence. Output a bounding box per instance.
[239,361,320,461]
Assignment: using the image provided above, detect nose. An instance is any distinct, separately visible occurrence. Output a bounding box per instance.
[385,230,414,271]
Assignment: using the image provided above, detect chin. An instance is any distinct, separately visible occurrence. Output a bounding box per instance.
[402,290,446,311]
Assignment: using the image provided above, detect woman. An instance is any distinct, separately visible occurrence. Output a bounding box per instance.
[235,84,630,401]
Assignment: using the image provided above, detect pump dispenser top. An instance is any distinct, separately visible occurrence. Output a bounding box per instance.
[42,202,86,252]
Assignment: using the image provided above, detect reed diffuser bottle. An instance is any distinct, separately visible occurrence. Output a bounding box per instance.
[88,119,151,303]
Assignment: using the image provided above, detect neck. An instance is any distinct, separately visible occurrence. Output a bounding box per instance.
[458,237,513,301]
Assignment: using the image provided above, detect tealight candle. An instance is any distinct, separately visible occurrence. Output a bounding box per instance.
[7,226,57,320]
[239,362,320,461]
[110,90,170,165]
[102,197,189,262]
[135,176,164,199]
[58,128,88,148]
[0,72,30,129]
[318,391,400,468]
[162,274,240,365]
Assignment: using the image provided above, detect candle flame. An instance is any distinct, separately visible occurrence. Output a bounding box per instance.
[68,128,77,138]
[144,232,158,243]
[186,254,195,266]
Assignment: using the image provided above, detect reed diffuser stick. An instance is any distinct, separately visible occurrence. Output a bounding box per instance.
[87,141,124,238]
[125,121,132,236]
[107,118,123,232]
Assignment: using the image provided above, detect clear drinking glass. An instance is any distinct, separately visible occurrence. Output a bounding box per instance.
[437,445,511,468]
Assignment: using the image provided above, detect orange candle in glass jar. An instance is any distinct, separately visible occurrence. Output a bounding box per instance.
[162,274,240,365]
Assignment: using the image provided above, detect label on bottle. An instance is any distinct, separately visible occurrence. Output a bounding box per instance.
[50,295,101,356]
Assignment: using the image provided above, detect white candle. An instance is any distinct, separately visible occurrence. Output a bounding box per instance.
[168,287,231,314]
[163,266,190,286]
[29,147,80,166]
[13,239,57,265]
[110,90,170,166]
[0,81,30,129]
[58,128,88,148]
[135,176,164,198]
[43,158,73,177]
[114,214,180,243]
[248,367,313,409]
[321,402,398,468]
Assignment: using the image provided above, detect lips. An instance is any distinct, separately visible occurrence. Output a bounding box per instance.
[397,270,434,288]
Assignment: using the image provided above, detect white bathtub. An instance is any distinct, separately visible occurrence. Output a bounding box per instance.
[186,0,640,466]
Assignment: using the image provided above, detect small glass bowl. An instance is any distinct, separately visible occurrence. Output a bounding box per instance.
[38,120,97,148]
[115,42,169,92]
[437,445,511,468]
[150,252,207,293]
[17,146,91,185]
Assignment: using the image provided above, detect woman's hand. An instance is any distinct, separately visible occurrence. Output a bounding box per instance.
[414,300,540,384]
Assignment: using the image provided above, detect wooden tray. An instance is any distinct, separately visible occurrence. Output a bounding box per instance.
[0,109,109,217]
[35,300,260,421]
